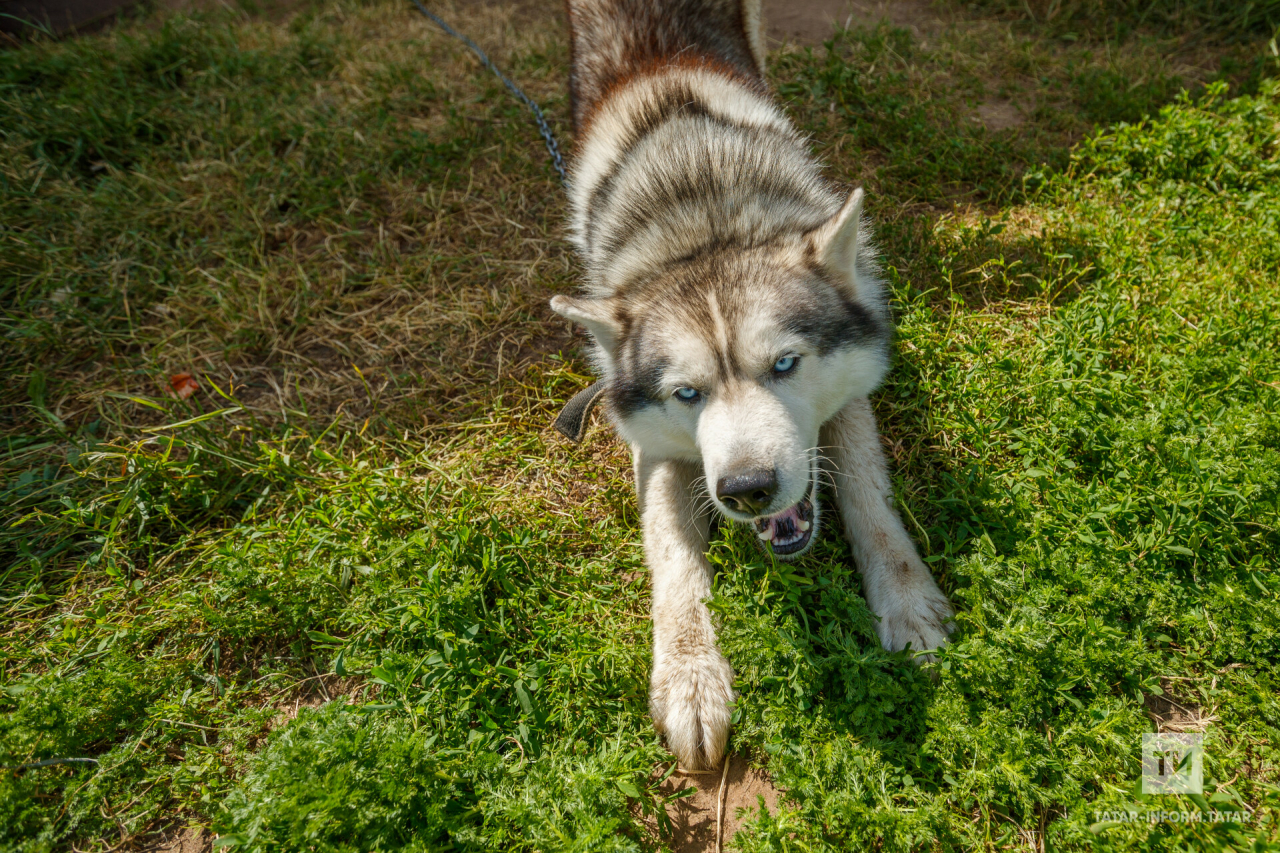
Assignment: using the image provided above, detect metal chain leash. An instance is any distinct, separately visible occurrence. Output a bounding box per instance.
[410,0,569,189]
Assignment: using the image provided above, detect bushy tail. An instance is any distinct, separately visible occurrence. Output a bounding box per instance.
[564,0,765,129]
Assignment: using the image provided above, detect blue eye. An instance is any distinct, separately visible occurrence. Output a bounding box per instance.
[674,387,701,402]
[773,354,798,374]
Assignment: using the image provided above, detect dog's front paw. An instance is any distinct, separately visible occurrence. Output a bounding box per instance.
[870,556,956,662]
[649,647,735,771]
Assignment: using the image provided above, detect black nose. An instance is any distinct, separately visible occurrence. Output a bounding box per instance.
[716,468,778,515]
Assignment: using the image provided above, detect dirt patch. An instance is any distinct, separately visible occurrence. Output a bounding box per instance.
[762,0,944,44]
[646,754,784,853]
[146,826,212,853]
[975,98,1026,131]
[1145,679,1219,733]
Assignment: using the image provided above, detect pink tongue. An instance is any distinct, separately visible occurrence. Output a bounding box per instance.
[771,505,801,524]
[762,505,802,538]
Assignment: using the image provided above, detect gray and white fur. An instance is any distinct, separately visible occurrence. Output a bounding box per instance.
[551,0,954,771]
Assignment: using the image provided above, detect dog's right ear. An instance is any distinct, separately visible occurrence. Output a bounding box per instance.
[807,188,866,299]
[550,295,622,352]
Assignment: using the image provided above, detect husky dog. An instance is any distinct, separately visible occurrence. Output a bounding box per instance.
[551,0,955,771]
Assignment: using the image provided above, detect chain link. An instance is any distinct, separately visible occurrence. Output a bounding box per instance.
[410,0,569,190]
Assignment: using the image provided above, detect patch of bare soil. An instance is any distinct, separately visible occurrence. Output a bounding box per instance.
[145,826,213,853]
[644,754,784,853]
[762,0,944,44]
[1144,678,1219,733]
[974,97,1026,131]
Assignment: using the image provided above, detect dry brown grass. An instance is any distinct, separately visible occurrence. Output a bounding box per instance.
[3,0,582,458]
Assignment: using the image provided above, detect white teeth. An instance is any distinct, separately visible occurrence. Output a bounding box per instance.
[758,528,773,540]
[799,521,810,531]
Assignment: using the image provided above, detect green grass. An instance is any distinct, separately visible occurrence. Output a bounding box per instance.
[2,1,1279,851]
[960,0,1280,40]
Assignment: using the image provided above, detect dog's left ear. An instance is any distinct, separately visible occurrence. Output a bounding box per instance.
[550,294,622,354]
[807,188,866,298]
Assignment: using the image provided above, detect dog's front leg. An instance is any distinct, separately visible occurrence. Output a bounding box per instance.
[823,397,955,659]
[636,451,734,771]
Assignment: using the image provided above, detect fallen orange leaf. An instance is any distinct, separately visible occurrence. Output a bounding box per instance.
[169,373,199,400]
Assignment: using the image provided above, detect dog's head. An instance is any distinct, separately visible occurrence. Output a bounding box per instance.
[552,190,889,558]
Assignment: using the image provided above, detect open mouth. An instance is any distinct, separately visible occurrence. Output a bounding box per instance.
[753,493,816,557]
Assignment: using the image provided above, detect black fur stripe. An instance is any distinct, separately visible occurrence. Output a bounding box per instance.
[582,88,801,251]
[783,289,885,354]
[584,84,711,245]
[610,333,668,416]
[596,123,821,258]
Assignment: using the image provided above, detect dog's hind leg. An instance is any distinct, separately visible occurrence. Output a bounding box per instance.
[822,397,955,659]
[636,450,734,771]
